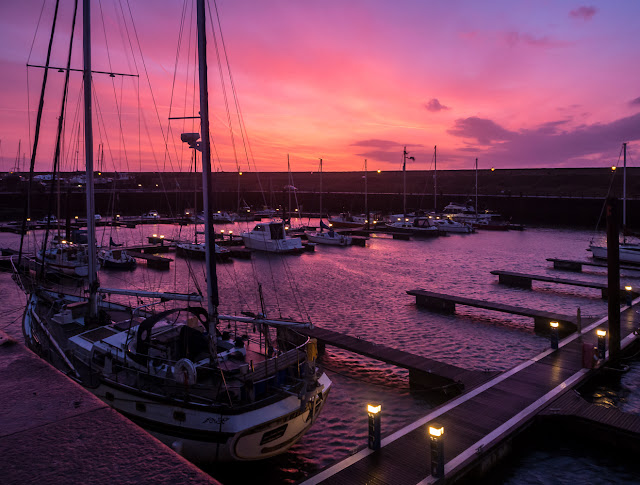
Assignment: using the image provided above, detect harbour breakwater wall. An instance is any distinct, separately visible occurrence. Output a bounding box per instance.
[1,167,638,228]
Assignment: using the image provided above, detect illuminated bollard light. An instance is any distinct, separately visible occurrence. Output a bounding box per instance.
[625,286,633,306]
[367,404,381,450]
[550,321,559,350]
[597,329,607,359]
[429,423,445,478]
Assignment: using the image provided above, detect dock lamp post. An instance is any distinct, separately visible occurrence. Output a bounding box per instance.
[625,286,633,306]
[367,404,381,450]
[550,321,559,350]
[597,329,607,359]
[429,424,445,478]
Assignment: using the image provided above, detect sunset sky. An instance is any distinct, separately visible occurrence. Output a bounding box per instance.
[1,1,639,173]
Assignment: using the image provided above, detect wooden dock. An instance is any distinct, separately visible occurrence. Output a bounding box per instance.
[406,289,584,336]
[491,269,640,300]
[547,257,640,273]
[302,302,640,485]
[297,326,498,392]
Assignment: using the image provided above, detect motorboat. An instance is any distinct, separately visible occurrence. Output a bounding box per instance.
[328,212,366,229]
[432,216,474,233]
[305,227,353,246]
[176,241,232,261]
[385,217,440,237]
[36,239,89,277]
[241,221,304,253]
[97,248,137,270]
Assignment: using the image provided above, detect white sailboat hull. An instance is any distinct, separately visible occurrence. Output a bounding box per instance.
[305,231,352,246]
[590,244,640,265]
[92,373,331,462]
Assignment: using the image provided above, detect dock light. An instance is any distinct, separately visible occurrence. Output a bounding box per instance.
[550,321,559,350]
[239,171,243,175]
[611,166,617,172]
[138,183,142,187]
[429,423,445,478]
[160,235,165,239]
[597,329,607,359]
[491,167,495,172]
[26,218,30,222]
[75,216,79,220]
[220,230,225,234]
[61,240,67,244]
[155,184,159,187]
[377,169,381,173]
[367,403,381,450]
[152,234,157,238]
[405,218,409,222]
[295,208,298,212]
[625,286,633,306]
[228,231,233,235]
[77,184,82,187]
[329,223,333,227]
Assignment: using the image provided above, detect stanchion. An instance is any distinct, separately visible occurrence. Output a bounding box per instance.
[550,321,559,350]
[367,404,381,450]
[429,423,445,478]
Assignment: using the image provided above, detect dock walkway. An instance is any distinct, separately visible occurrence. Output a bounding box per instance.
[298,326,498,391]
[547,257,640,273]
[302,302,640,485]
[406,289,583,336]
[490,269,640,300]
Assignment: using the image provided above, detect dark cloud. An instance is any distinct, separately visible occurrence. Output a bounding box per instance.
[447,117,515,145]
[569,6,597,21]
[425,98,450,112]
[454,113,640,167]
[350,139,403,150]
[630,97,640,106]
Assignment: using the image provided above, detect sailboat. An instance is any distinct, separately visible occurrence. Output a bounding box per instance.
[18,0,331,463]
[589,143,640,263]
[305,159,353,246]
[176,133,231,262]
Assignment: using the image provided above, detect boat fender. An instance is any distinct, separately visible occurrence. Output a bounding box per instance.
[175,358,197,386]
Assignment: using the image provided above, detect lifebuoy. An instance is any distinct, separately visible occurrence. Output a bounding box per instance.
[174,358,197,386]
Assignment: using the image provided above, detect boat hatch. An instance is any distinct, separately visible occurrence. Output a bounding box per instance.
[79,326,120,343]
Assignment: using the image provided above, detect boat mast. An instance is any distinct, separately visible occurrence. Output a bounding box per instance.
[475,157,478,219]
[364,159,369,230]
[83,0,98,316]
[319,158,323,231]
[623,142,627,237]
[403,147,407,217]
[434,145,437,211]
[196,0,219,325]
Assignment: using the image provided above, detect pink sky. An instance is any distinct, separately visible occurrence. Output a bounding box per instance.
[1,1,639,173]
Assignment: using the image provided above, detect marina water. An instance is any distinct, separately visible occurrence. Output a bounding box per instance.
[2,222,639,483]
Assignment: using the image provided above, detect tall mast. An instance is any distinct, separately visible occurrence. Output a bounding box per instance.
[83,0,98,316]
[287,154,291,221]
[623,142,627,236]
[197,0,219,321]
[475,157,478,219]
[364,159,369,230]
[434,145,437,211]
[319,158,322,231]
[402,147,414,218]
[403,147,406,217]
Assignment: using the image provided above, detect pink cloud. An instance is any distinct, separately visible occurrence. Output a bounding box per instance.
[569,6,597,21]
[425,98,450,112]
[447,117,515,145]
